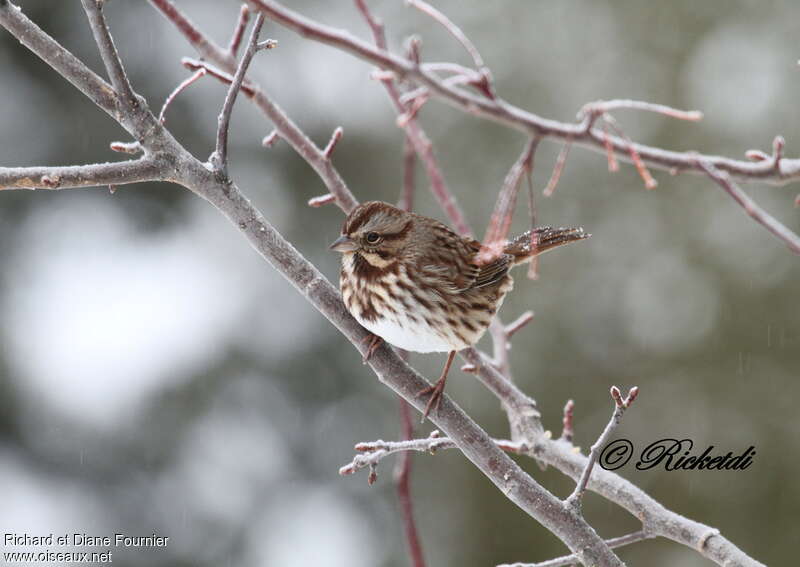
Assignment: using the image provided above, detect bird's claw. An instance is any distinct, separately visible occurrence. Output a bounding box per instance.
[417,380,446,422]
[361,333,383,364]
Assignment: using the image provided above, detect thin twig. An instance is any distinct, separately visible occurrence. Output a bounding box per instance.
[262,130,280,147]
[602,114,657,189]
[159,68,206,124]
[182,58,257,97]
[506,311,534,338]
[421,61,482,81]
[213,13,266,176]
[489,319,512,379]
[525,163,540,278]
[543,138,573,197]
[323,126,344,159]
[340,432,526,477]
[149,0,234,67]
[155,1,359,212]
[308,194,336,207]
[399,135,417,211]
[109,141,143,154]
[354,0,472,236]
[499,530,654,567]
[395,399,427,567]
[228,4,251,55]
[80,0,139,112]
[245,0,800,213]
[0,159,165,191]
[566,386,639,508]
[602,122,619,172]
[0,1,117,116]
[697,160,800,254]
[560,400,575,443]
[406,0,495,98]
[580,99,703,122]
[476,138,539,264]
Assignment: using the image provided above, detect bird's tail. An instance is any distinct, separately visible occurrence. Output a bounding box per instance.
[504,226,590,265]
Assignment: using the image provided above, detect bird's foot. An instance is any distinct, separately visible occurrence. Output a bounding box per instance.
[417,378,446,422]
[361,333,383,364]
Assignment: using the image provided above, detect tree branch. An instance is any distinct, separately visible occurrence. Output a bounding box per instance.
[80,0,139,114]
[150,0,359,213]
[498,530,655,567]
[212,13,266,176]
[566,386,638,508]
[0,1,118,117]
[340,430,526,477]
[354,0,472,236]
[0,159,168,191]
[697,160,800,254]
[244,0,800,187]
[394,399,427,567]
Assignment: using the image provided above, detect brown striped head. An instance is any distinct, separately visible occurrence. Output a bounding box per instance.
[329,201,414,269]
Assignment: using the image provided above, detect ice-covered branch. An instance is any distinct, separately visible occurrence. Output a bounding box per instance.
[0,159,167,191]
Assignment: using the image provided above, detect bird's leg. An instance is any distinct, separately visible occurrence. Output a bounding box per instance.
[361,333,384,363]
[418,350,456,421]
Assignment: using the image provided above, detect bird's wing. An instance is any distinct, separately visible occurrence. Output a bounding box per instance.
[471,254,512,289]
[417,235,511,294]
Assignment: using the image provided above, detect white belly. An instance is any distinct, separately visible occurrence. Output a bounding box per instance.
[354,309,457,353]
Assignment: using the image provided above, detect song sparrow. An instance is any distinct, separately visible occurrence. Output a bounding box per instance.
[330,201,589,419]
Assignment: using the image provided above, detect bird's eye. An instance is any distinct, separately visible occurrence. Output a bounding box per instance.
[365,232,381,244]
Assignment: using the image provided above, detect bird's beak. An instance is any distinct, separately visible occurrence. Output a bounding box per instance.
[329,234,358,253]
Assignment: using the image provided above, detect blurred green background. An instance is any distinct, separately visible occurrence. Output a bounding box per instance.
[1,1,797,566]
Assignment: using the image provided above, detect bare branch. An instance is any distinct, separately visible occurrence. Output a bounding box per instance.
[109,141,143,154]
[499,530,655,567]
[602,122,619,172]
[80,0,139,113]
[420,61,481,81]
[394,400,427,567]
[543,138,572,197]
[245,0,800,190]
[257,39,278,51]
[340,431,525,477]
[0,159,166,191]
[560,400,575,443]
[505,311,534,338]
[399,135,417,211]
[212,13,267,176]
[535,437,764,567]
[308,194,336,208]
[182,58,255,96]
[155,0,359,212]
[228,4,250,56]
[262,130,280,148]
[159,68,206,124]
[566,386,639,508]
[602,114,657,189]
[525,163,540,278]
[406,0,495,98]
[323,126,344,159]
[0,2,117,117]
[477,138,538,265]
[150,0,235,68]
[354,0,472,236]
[697,160,800,254]
[580,99,703,122]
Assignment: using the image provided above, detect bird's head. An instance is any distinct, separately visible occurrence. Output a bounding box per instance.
[329,201,414,268]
